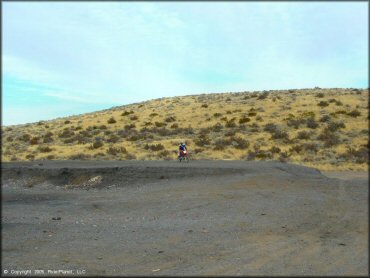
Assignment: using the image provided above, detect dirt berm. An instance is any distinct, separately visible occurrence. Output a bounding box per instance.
[1,160,368,276]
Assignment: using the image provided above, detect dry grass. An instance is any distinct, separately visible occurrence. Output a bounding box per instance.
[2,88,368,170]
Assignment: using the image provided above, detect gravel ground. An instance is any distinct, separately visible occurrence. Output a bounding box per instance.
[1,160,368,276]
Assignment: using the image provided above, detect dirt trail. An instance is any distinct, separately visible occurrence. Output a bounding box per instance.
[2,161,368,276]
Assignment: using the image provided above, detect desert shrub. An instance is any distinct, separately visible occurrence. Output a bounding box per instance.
[149,113,159,117]
[122,110,134,116]
[38,146,53,153]
[225,129,236,137]
[165,116,176,123]
[287,118,305,129]
[301,142,319,153]
[226,97,231,102]
[59,129,75,138]
[75,126,83,131]
[130,115,138,121]
[212,123,223,132]
[319,115,331,122]
[125,153,137,160]
[107,117,117,124]
[30,137,39,145]
[26,154,35,160]
[278,151,291,162]
[247,149,273,160]
[213,113,222,117]
[46,155,55,159]
[225,119,237,128]
[213,138,229,150]
[6,136,13,142]
[257,92,269,100]
[158,150,171,158]
[306,118,319,129]
[339,146,368,164]
[326,121,345,132]
[155,122,166,127]
[128,132,152,141]
[347,110,361,117]
[220,116,228,121]
[20,133,31,142]
[63,137,76,144]
[69,153,91,160]
[264,123,278,133]
[248,111,257,117]
[335,100,343,106]
[106,146,127,155]
[124,124,136,130]
[333,110,347,115]
[296,130,311,140]
[170,123,179,129]
[318,130,340,147]
[195,134,211,146]
[250,123,259,132]
[194,148,204,153]
[90,141,104,149]
[318,101,329,107]
[328,98,336,103]
[239,116,250,124]
[316,92,325,98]
[201,104,208,108]
[107,135,120,143]
[230,136,249,149]
[255,116,263,121]
[289,144,303,154]
[271,130,289,140]
[144,143,165,151]
[64,120,71,124]
[269,146,281,154]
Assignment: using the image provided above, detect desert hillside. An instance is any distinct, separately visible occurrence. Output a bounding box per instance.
[2,88,368,170]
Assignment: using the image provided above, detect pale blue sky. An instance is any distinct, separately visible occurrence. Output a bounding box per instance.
[3,2,368,125]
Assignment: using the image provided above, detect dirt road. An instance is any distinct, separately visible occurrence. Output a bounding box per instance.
[1,161,368,276]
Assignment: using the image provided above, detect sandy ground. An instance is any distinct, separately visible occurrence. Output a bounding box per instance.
[1,160,368,276]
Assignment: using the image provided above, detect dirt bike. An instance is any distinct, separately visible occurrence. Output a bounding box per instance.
[178,149,189,163]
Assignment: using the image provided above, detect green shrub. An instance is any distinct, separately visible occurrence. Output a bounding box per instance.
[213,113,222,117]
[64,120,71,124]
[149,113,159,117]
[201,104,208,108]
[155,122,166,127]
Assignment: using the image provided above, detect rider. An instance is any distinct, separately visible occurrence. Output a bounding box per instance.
[178,142,187,158]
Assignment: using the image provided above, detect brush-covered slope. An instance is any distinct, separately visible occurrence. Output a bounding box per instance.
[2,88,368,170]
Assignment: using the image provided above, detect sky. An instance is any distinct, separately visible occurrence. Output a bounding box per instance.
[2,2,368,125]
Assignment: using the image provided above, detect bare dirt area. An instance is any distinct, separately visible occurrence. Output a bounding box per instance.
[1,160,368,276]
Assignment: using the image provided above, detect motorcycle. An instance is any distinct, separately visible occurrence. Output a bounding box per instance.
[178,149,189,163]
